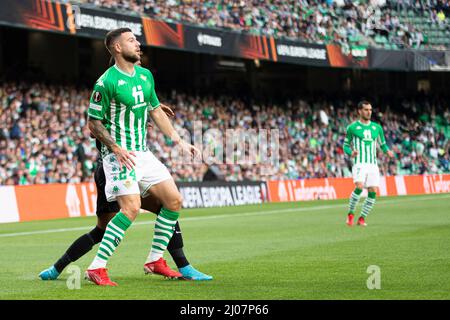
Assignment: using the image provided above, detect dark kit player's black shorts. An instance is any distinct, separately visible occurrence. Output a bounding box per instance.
[94,162,120,216]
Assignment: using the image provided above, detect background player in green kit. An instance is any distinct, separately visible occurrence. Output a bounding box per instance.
[85,28,200,286]
[343,101,395,227]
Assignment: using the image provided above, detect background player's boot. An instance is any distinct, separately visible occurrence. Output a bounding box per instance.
[357,216,367,227]
[179,265,213,281]
[346,213,354,226]
[39,266,60,280]
[144,258,182,279]
[85,268,117,286]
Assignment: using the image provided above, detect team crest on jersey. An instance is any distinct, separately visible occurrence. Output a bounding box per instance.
[356,126,361,129]
[140,74,147,81]
[93,91,102,103]
[118,79,126,86]
[372,126,376,130]
[124,180,133,189]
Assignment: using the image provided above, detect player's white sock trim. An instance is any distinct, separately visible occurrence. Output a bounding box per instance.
[88,256,107,270]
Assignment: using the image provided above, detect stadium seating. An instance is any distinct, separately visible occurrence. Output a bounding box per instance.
[73,0,450,50]
[0,81,448,185]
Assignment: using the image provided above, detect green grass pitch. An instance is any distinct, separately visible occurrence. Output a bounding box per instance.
[0,193,449,300]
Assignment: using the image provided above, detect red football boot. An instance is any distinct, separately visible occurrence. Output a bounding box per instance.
[85,268,117,286]
[357,216,367,227]
[346,213,354,226]
[144,258,182,279]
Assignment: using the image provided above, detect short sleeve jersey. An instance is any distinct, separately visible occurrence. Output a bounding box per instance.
[88,64,160,156]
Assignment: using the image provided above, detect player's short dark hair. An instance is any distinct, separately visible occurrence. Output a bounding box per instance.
[104,28,132,54]
[358,100,371,109]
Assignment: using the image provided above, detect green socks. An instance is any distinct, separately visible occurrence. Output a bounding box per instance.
[147,207,180,263]
[88,212,132,269]
[361,191,376,219]
[348,188,363,214]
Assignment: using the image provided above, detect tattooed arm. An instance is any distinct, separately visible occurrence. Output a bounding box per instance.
[88,119,136,170]
[88,119,116,151]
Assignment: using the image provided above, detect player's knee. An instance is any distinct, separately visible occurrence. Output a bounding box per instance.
[173,195,183,212]
[121,204,140,220]
[166,194,183,212]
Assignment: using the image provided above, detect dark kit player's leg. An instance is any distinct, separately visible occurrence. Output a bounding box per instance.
[38,215,116,280]
[51,214,114,276]
[40,164,211,281]
[140,193,188,269]
[40,198,210,280]
[39,165,119,280]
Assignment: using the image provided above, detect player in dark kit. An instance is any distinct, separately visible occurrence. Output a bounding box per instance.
[39,109,212,282]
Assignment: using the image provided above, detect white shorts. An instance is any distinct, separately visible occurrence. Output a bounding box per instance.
[352,164,380,188]
[103,150,172,202]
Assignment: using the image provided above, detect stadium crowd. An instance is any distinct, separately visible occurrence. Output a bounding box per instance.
[0,81,449,185]
[73,0,450,49]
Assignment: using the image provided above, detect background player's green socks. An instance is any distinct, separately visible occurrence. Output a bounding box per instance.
[361,191,376,219]
[146,207,179,263]
[88,212,131,269]
[348,188,363,214]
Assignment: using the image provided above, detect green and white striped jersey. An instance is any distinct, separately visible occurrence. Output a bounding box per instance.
[343,120,390,165]
[88,64,160,157]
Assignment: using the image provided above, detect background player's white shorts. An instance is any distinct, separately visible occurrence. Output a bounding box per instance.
[103,150,172,202]
[352,164,380,188]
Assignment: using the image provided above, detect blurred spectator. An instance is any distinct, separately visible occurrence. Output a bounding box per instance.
[1,81,448,185]
[73,0,450,50]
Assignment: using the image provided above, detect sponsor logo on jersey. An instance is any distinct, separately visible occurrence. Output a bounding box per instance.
[118,79,126,86]
[96,80,104,87]
[363,129,372,140]
[372,126,376,130]
[356,126,362,130]
[93,91,102,103]
[140,74,147,81]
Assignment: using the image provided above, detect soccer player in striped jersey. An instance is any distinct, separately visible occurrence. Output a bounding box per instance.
[39,117,212,282]
[343,101,395,227]
[39,52,211,282]
[84,28,200,286]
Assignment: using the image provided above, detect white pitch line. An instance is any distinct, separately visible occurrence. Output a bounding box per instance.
[0,194,449,238]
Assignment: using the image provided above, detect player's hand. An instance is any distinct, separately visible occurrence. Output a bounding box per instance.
[111,145,137,170]
[160,104,175,118]
[387,150,395,158]
[179,140,201,158]
[351,150,358,157]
